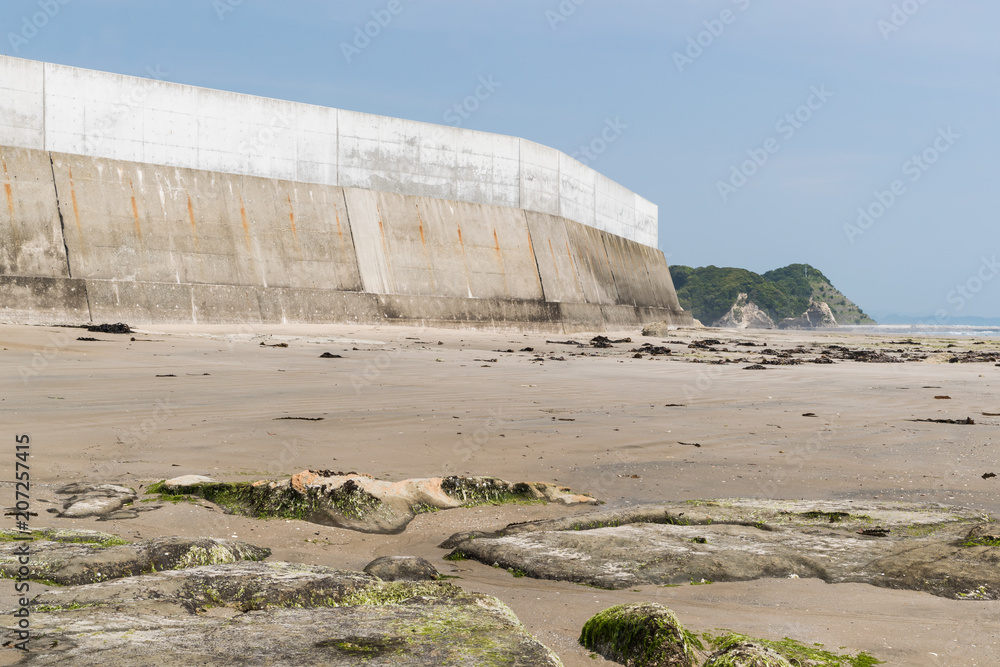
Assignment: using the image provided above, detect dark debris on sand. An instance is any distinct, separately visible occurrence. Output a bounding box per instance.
[88,323,133,334]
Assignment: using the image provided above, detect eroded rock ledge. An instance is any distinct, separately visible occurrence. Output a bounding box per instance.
[442,498,1000,600]
[0,529,268,586]
[5,530,563,666]
[21,561,562,666]
[153,471,599,534]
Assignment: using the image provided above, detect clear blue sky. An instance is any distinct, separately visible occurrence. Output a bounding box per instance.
[2,0,997,320]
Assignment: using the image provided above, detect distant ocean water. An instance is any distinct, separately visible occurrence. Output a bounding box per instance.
[839,324,1000,339]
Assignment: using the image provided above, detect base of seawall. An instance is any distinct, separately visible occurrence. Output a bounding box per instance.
[0,277,694,332]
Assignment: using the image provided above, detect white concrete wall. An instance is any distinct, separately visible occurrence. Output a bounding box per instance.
[0,56,657,247]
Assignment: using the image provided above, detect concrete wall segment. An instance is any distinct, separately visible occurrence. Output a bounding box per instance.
[0,56,657,247]
[0,145,68,278]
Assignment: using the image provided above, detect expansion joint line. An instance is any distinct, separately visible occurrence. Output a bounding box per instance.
[48,153,72,279]
[523,212,547,305]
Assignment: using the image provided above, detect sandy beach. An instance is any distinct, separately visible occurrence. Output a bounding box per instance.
[3,322,999,666]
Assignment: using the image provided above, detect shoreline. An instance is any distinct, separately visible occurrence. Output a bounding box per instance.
[3,322,999,665]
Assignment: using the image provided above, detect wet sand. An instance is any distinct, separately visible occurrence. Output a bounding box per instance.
[2,322,999,665]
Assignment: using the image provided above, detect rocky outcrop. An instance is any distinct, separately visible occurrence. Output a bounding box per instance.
[363,556,440,582]
[45,482,159,520]
[21,560,564,666]
[154,472,599,535]
[713,293,775,329]
[778,301,837,329]
[0,529,269,585]
[443,499,1000,600]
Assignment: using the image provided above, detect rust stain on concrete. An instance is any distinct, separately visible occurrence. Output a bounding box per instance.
[414,207,435,289]
[523,223,544,297]
[2,158,13,220]
[286,195,299,242]
[68,167,82,235]
[2,156,19,248]
[455,222,472,295]
[566,239,584,296]
[239,196,252,251]
[374,203,396,289]
[187,194,200,247]
[548,238,560,280]
[128,179,142,239]
[493,228,509,296]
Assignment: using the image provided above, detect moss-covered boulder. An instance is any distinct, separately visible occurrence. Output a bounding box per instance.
[703,642,792,667]
[154,470,597,535]
[0,533,269,585]
[580,603,699,667]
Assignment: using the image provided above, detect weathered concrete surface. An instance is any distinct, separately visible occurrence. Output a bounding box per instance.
[19,561,564,666]
[525,211,588,304]
[444,499,1000,600]
[566,222,621,306]
[0,146,67,279]
[347,188,545,302]
[50,152,363,291]
[0,144,694,330]
[157,472,599,535]
[0,148,88,322]
[524,210,683,313]
[0,276,89,323]
[1,55,653,248]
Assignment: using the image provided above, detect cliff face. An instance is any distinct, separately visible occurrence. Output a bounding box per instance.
[778,301,838,330]
[714,293,776,329]
[669,263,872,328]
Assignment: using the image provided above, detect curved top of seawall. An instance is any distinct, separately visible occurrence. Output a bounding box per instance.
[0,56,658,248]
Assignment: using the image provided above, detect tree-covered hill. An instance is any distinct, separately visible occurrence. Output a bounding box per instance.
[669,263,874,326]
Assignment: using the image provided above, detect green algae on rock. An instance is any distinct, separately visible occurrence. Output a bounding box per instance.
[580,602,700,667]
[0,534,269,586]
[576,605,883,667]
[153,470,598,535]
[21,561,564,666]
[0,527,128,547]
[443,499,1000,600]
[703,633,882,667]
[703,642,793,667]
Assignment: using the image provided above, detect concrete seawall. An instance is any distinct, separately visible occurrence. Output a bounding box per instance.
[0,145,692,331]
[0,56,658,248]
